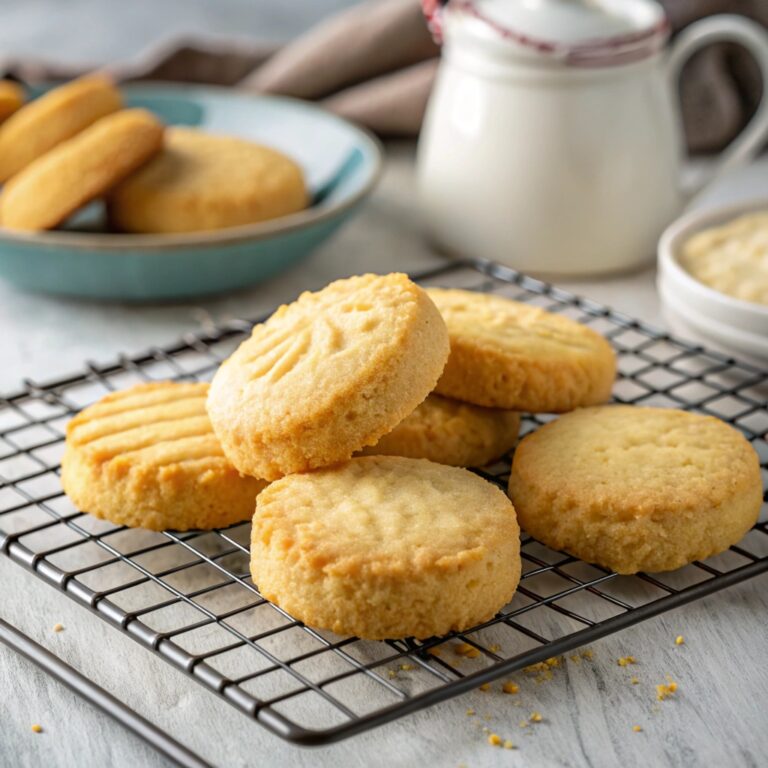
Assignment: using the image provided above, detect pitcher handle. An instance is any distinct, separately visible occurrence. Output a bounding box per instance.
[669,15,768,199]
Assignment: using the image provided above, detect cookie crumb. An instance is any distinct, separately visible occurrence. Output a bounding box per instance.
[386,669,397,679]
[503,739,515,750]
[530,711,543,723]
[399,663,415,671]
[31,724,42,734]
[466,708,475,716]
[502,681,519,695]
[489,644,501,653]
[53,623,64,633]
[488,733,502,746]
[519,720,529,728]
[675,635,684,646]
[478,682,491,692]
[617,656,636,667]
[632,725,642,733]
[656,679,678,701]
[630,676,640,685]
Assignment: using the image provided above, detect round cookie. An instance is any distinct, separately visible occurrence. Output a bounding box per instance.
[0,74,121,182]
[108,127,307,233]
[359,393,520,467]
[251,456,521,639]
[0,109,164,231]
[207,273,450,480]
[508,405,762,574]
[0,80,25,123]
[61,381,266,532]
[427,288,616,412]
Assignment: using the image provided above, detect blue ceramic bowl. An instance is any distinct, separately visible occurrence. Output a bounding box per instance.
[0,83,382,300]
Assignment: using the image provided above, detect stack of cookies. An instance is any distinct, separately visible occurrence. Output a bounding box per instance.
[0,75,306,233]
[62,273,762,640]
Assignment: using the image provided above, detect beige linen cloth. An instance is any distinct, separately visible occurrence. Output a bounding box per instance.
[1,0,765,153]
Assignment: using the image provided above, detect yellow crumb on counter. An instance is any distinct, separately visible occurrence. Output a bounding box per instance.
[544,657,560,668]
[478,683,491,692]
[675,635,685,646]
[630,676,640,685]
[489,644,502,653]
[466,708,475,716]
[656,679,678,701]
[632,725,643,733]
[581,649,594,660]
[31,724,43,734]
[502,681,519,695]
[399,663,415,671]
[503,739,515,750]
[530,711,543,723]
[488,733,502,747]
[455,642,473,655]
[617,656,636,667]
[52,623,64,633]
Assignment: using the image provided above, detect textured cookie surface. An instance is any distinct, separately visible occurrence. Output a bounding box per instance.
[108,127,307,233]
[360,394,520,467]
[0,75,121,182]
[427,288,616,412]
[1,109,164,231]
[61,381,266,531]
[0,80,25,123]
[208,273,450,480]
[509,406,762,574]
[251,456,521,639]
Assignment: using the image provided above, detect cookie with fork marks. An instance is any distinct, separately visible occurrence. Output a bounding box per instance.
[207,273,450,480]
[61,381,266,531]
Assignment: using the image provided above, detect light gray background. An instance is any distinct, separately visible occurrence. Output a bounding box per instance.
[0,4,767,767]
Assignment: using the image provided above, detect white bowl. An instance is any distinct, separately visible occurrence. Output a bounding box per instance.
[657,199,768,362]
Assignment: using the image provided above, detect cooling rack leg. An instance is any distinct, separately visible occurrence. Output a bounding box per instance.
[0,617,213,768]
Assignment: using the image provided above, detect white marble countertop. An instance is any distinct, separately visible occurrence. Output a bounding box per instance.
[2,145,767,768]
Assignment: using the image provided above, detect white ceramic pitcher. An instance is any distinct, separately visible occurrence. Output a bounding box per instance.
[417,0,768,276]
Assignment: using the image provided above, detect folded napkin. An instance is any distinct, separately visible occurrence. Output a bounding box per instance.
[1,0,764,152]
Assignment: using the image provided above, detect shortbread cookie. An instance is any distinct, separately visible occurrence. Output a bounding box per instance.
[0,74,121,182]
[426,288,616,412]
[509,406,762,574]
[359,394,520,466]
[108,127,307,233]
[61,381,266,531]
[0,81,24,123]
[208,273,449,480]
[1,109,164,231]
[251,456,521,639]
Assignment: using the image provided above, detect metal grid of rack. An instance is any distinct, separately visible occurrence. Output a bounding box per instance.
[1,260,766,746]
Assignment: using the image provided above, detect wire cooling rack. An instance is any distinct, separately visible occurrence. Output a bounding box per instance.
[1,260,767,748]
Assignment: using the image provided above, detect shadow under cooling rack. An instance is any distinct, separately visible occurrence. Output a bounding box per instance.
[1,260,767,745]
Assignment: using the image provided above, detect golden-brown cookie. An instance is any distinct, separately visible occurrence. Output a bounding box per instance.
[508,405,762,574]
[426,288,616,412]
[61,381,266,531]
[207,273,450,480]
[359,393,520,466]
[108,127,307,233]
[0,74,121,182]
[251,456,521,639]
[0,109,164,231]
[0,80,25,123]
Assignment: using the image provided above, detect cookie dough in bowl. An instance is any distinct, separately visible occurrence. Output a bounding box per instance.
[508,405,762,574]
